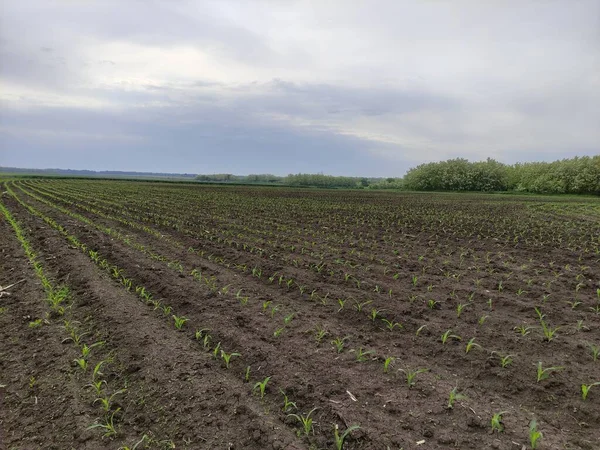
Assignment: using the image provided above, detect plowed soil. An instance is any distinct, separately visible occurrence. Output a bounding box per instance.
[1,179,599,450]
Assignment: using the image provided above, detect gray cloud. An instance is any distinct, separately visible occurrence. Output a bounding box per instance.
[1,0,599,175]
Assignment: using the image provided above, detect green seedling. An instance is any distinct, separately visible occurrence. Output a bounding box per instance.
[447,387,467,409]
[427,299,439,309]
[93,389,127,412]
[536,362,564,382]
[118,434,150,450]
[313,325,328,345]
[253,376,271,399]
[415,324,427,336]
[283,313,295,325]
[495,353,514,368]
[491,411,507,433]
[465,337,481,354]
[288,407,318,436]
[274,327,285,337]
[514,324,534,336]
[92,361,106,381]
[74,358,88,371]
[369,308,383,322]
[381,318,402,332]
[203,334,212,349]
[334,424,360,450]
[399,367,428,388]
[28,318,44,328]
[195,328,210,341]
[529,419,542,449]
[331,336,349,353]
[172,315,188,330]
[383,357,395,373]
[270,304,280,318]
[441,329,461,344]
[220,350,241,369]
[581,382,600,400]
[87,379,107,396]
[245,366,251,382]
[212,342,221,358]
[588,343,599,361]
[81,341,105,359]
[280,389,297,412]
[87,408,120,437]
[456,302,469,318]
[353,347,375,362]
[353,299,372,312]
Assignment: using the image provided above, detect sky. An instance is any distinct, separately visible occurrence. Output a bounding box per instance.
[0,0,599,177]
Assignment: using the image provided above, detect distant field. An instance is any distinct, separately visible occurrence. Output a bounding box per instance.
[1,179,599,450]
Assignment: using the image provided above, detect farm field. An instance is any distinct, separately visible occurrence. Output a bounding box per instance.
[1,179,599,450]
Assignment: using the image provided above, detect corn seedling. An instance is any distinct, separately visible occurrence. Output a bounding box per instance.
[465,338,481,354]
[529,420,542,449]
[353,299,372,312]
[536,362,564,382]
[353,347,375,362]
[92,361,106,380]
[441,329,461,344]
[447,387,467,409]
[588,343,599,361]
[172,315,188,331]
[245,366,251,382]
[331,336,349,353]
[28,318,44,328]
[74,357,88,371]
[314,326,328,344]
[491,352,514,368]
[415,324,427,336]
[456,302,469,318]
[87,408,120,437]
[221,350,241,369]
[118,435,149,450]
[94,389,127,412]
[381,318,402,332]
[203,334,212,349]
[288,407,318,436]
[581,382,600,400]
[270,304,280,318]
[212,342,221,358]
[87,379,107,396]
[514,324,534,336]
[81,341,105,359]
[478,315,489,326]
[427,299,439,309]
[195,328,210,341]
[490,411,507,433]
[274,327,285,337]
[280,389,297,412]
[383,356,395,373]
[399,367,428,388]
[334,424,360,450]
[283,312,295,325]
[253,376,271,399]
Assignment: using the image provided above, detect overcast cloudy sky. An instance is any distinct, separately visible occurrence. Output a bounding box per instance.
[1,1,598,176]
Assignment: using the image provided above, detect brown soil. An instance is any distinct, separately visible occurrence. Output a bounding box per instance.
[1,180,599,450]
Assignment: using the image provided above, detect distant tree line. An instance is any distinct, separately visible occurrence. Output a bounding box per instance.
[193,155,599,195]
[195,173,383,188]
[403,156,599,195]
